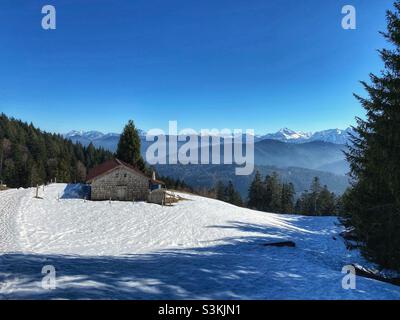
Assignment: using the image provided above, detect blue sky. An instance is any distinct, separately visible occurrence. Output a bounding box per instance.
[0,0,395,134]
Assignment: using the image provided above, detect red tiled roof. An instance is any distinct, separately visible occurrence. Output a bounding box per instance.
[86,159,163,183]
[86,159,119,182]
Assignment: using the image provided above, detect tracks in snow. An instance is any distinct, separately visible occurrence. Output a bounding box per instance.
[0,189,28,253]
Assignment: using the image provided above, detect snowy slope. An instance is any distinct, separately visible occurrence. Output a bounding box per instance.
[1,184,400,300]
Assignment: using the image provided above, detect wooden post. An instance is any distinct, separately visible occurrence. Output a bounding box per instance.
[36,185,39,198]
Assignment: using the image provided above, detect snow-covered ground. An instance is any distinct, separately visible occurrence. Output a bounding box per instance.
[1,183,400,299]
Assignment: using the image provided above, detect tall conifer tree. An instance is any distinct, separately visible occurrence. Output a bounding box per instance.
[247,171,263,209]
[116,120,145,171]
[346,1,400,269]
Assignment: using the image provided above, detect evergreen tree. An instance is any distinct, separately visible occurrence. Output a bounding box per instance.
[247,171,264,210]
[0,113,113,188]
[116,120,145,171]
[214,180,243,206]
[29,163,42,187]
[215,181,226,202]
[281,182,295,214]
[336,189,351,218]
[295,177,337,216]
[295,198,302,214]
[74,161,87,182]
[247,171,298,213]
[175,179,182,190]
[264,172,282,212]
[309,177,322,215]
[345,1,400,269]
[85,143,96,169]
[318,185,336,216]
[226,181,243,207]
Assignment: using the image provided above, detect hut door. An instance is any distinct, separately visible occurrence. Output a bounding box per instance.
[116,186,127,201]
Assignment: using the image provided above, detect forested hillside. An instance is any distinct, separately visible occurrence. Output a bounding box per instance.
[0,113,113,188]
[155,163,349,198]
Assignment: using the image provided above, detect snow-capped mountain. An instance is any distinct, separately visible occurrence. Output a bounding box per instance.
[307,128,354,144]
[260,128,312,142]
[63,131,121,152]
[64,127,355,151]
[64,127,352,176]
[259,127,355,144]
[64,130,120,140]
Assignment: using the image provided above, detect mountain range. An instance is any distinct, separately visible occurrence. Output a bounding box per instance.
[257,127,355,144]
[63,127,352,196]
[64,127,355,149]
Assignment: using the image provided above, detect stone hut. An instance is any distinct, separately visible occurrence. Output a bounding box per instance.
[86,159,164,201]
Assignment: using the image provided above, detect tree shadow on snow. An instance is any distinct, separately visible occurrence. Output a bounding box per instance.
[1,221,399,300]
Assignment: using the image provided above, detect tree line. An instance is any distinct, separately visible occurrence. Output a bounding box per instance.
[213,172,341,216]
[0,114,196,193]
[0,113,113,188]
[158,175,194,193]
[215,181,243,207]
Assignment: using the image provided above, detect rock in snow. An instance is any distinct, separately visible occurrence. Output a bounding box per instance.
[263,241,296,248]
[1,184,400,300]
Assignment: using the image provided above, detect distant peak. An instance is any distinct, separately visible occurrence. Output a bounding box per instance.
[259,127,354,144]
[65,130,84,136]
[64,126,354,145]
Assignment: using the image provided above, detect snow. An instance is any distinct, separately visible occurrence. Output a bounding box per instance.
[260,128,312,142]
[1,184,400,300]
[65,127,354,147]
[64,131,120,141]
[260,127,355,144]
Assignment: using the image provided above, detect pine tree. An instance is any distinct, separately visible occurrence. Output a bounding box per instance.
[0,113,113,188]
[226,181,243,207]
[215,181,226,202]
[317,185,336,216]
[85,143,96,169]
[281,182,295,214]
[262,175,273,211]
[247,171,263,209]
[264,172,282,213]
[345,1,400,269]
[74,161,87,182]
[309,177,322,215]
[294,177,337,216]
[29,163,42,187]
[295,198,303,214]
[116,120,145,171]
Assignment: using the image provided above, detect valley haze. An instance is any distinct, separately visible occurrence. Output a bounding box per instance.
[64,127,355,148]
[62,126,352,197]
